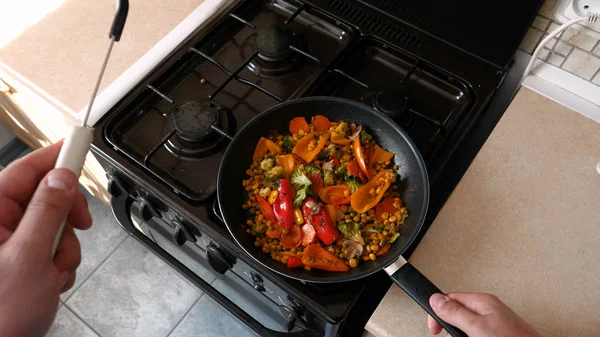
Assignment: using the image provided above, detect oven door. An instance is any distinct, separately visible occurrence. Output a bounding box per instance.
[110,193,319,337]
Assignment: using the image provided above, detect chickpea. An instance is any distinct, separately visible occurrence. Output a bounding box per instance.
[366,245,372,252]
[246,220,254,226]
[242,204,249,210]
[389,215,397,222]
[353,216,360,222]
[304,266,311,271]
[257,214,264,222]
[381,212,390,220]
[349,258,358,268]
[369,253,376,260]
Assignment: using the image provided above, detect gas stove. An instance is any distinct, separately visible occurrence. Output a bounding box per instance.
[90,0,540,336]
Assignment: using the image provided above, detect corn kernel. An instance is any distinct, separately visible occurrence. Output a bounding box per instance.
[389,215,397,222]
[370,244,379,252]
[369,253,376,260]
[268,190,279,204]
[381,212,390,220]
[349,259,358,268]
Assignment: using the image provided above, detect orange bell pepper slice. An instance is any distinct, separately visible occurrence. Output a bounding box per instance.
[350,169,396,213]
[266,222,282,239]
[330,131,351,145]
[369,145,395,176]
[276,154,295,177]
[311,115,330,132]
[253,137,282,162]
[376,244,391,256]
[319,185,351,205]
[353,139,370,179]
[289,117,310,135]
[301,244,349,272]
[292,132,327,163]
[325,204,337,223]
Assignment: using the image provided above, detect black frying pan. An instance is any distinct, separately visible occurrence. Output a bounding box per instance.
[218,97,467,337]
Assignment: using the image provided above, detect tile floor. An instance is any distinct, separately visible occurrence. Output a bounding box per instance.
[47,193,258,337]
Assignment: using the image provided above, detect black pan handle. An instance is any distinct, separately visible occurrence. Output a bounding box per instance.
[385,257,468,337]
[109,0,129,41]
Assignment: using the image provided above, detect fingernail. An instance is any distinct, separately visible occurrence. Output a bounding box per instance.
[47,170,76,191]
[431,293,449,309]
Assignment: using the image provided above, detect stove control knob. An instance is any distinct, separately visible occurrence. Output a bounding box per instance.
[107,175,125,198]
[172,220,197,246]
[138,197,160,221]
[206,243,232,274]
[278,305,297,332]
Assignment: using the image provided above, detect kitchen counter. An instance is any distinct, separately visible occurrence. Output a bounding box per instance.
[366,87,600,337]
[0,0,206,202]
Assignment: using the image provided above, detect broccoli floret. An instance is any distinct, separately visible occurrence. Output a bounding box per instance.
[325,144,339,158]
[264,166,285,186]
[337,222,365,245]
[334,122,350,138]
[282,136,294,153]
[345,176,362,193]
[258,187,271,198]
[290,168,313,207]
[360,129,373,143]
[336,162,348,179]
[323,170,336,186]
[388,232,400,244]
[317,149,329,161]
[260,158,275,171]
[305,165,322,176]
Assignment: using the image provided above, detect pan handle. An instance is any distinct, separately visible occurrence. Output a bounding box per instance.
[385,257,468,337]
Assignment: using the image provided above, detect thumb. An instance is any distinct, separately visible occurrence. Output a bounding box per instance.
[430,293,479,334]
[13,168,78,256]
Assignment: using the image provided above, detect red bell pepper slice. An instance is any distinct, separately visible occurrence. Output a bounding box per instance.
[301,198,341,246]
[256,195,276,223]
[308,172,323,195]
[273,179,295,230]
[287,256,303,268]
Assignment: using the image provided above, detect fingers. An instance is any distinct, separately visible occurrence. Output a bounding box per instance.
[447,292,502,315]
[0,195,23,231]
[0,141,63,205]
[67,190,92,231]
[53,224,81,273]
[12,168,78,257]
[0,226,11,245]
[427,315,443,335]
[429,293,479,334]
[61,271,77,294]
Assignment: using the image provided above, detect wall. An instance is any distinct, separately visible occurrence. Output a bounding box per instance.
[519,0,600,85]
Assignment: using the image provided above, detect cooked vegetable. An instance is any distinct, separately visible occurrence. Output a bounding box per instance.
[301,224,316,246]
[282,136,295,153]
[253,137,282,162]
[345,176,362,193]
[264,166,286,186]
[276,154,295,177]
[318,185,351,205]
[350,169,396,213]
[353,139,370,179]
[289,117,310,135]
[343,240,363,260]
[292,132,328,163]
[256,195,276,224]
[334,122,350,138]
[301,244,349,272]
[260,158,275,171]
[280,225,302,249]
[273,179,295,229]
[360,129,373,143]
[312,115,330,132]
[302,198,341,245]
[287,256,303,268]
[337,222,365,245]
[323,170,336,186]
[290,167,312,207]
[242,117,407,272]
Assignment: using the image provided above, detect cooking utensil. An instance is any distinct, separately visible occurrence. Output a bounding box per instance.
[217,97,467,337]
[51,0,129,256]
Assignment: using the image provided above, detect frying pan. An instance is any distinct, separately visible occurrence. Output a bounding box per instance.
[218,97,467,337]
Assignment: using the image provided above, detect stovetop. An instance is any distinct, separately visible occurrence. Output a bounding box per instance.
[91,0,531,330]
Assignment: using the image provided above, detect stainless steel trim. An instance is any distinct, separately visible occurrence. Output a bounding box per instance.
[383,255,408,276]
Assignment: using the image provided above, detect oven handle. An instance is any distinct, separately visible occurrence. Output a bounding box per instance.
[110,194,319,337]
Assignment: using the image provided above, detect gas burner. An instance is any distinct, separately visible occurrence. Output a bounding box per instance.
[171,100,220,142]
[244,26,302,78]
[164,100,233,159]
[255,26,294,62]
[365,90,409,120]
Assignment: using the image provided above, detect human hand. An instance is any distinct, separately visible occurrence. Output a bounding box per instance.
[427,292,542,337]
[0,142,92,337]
